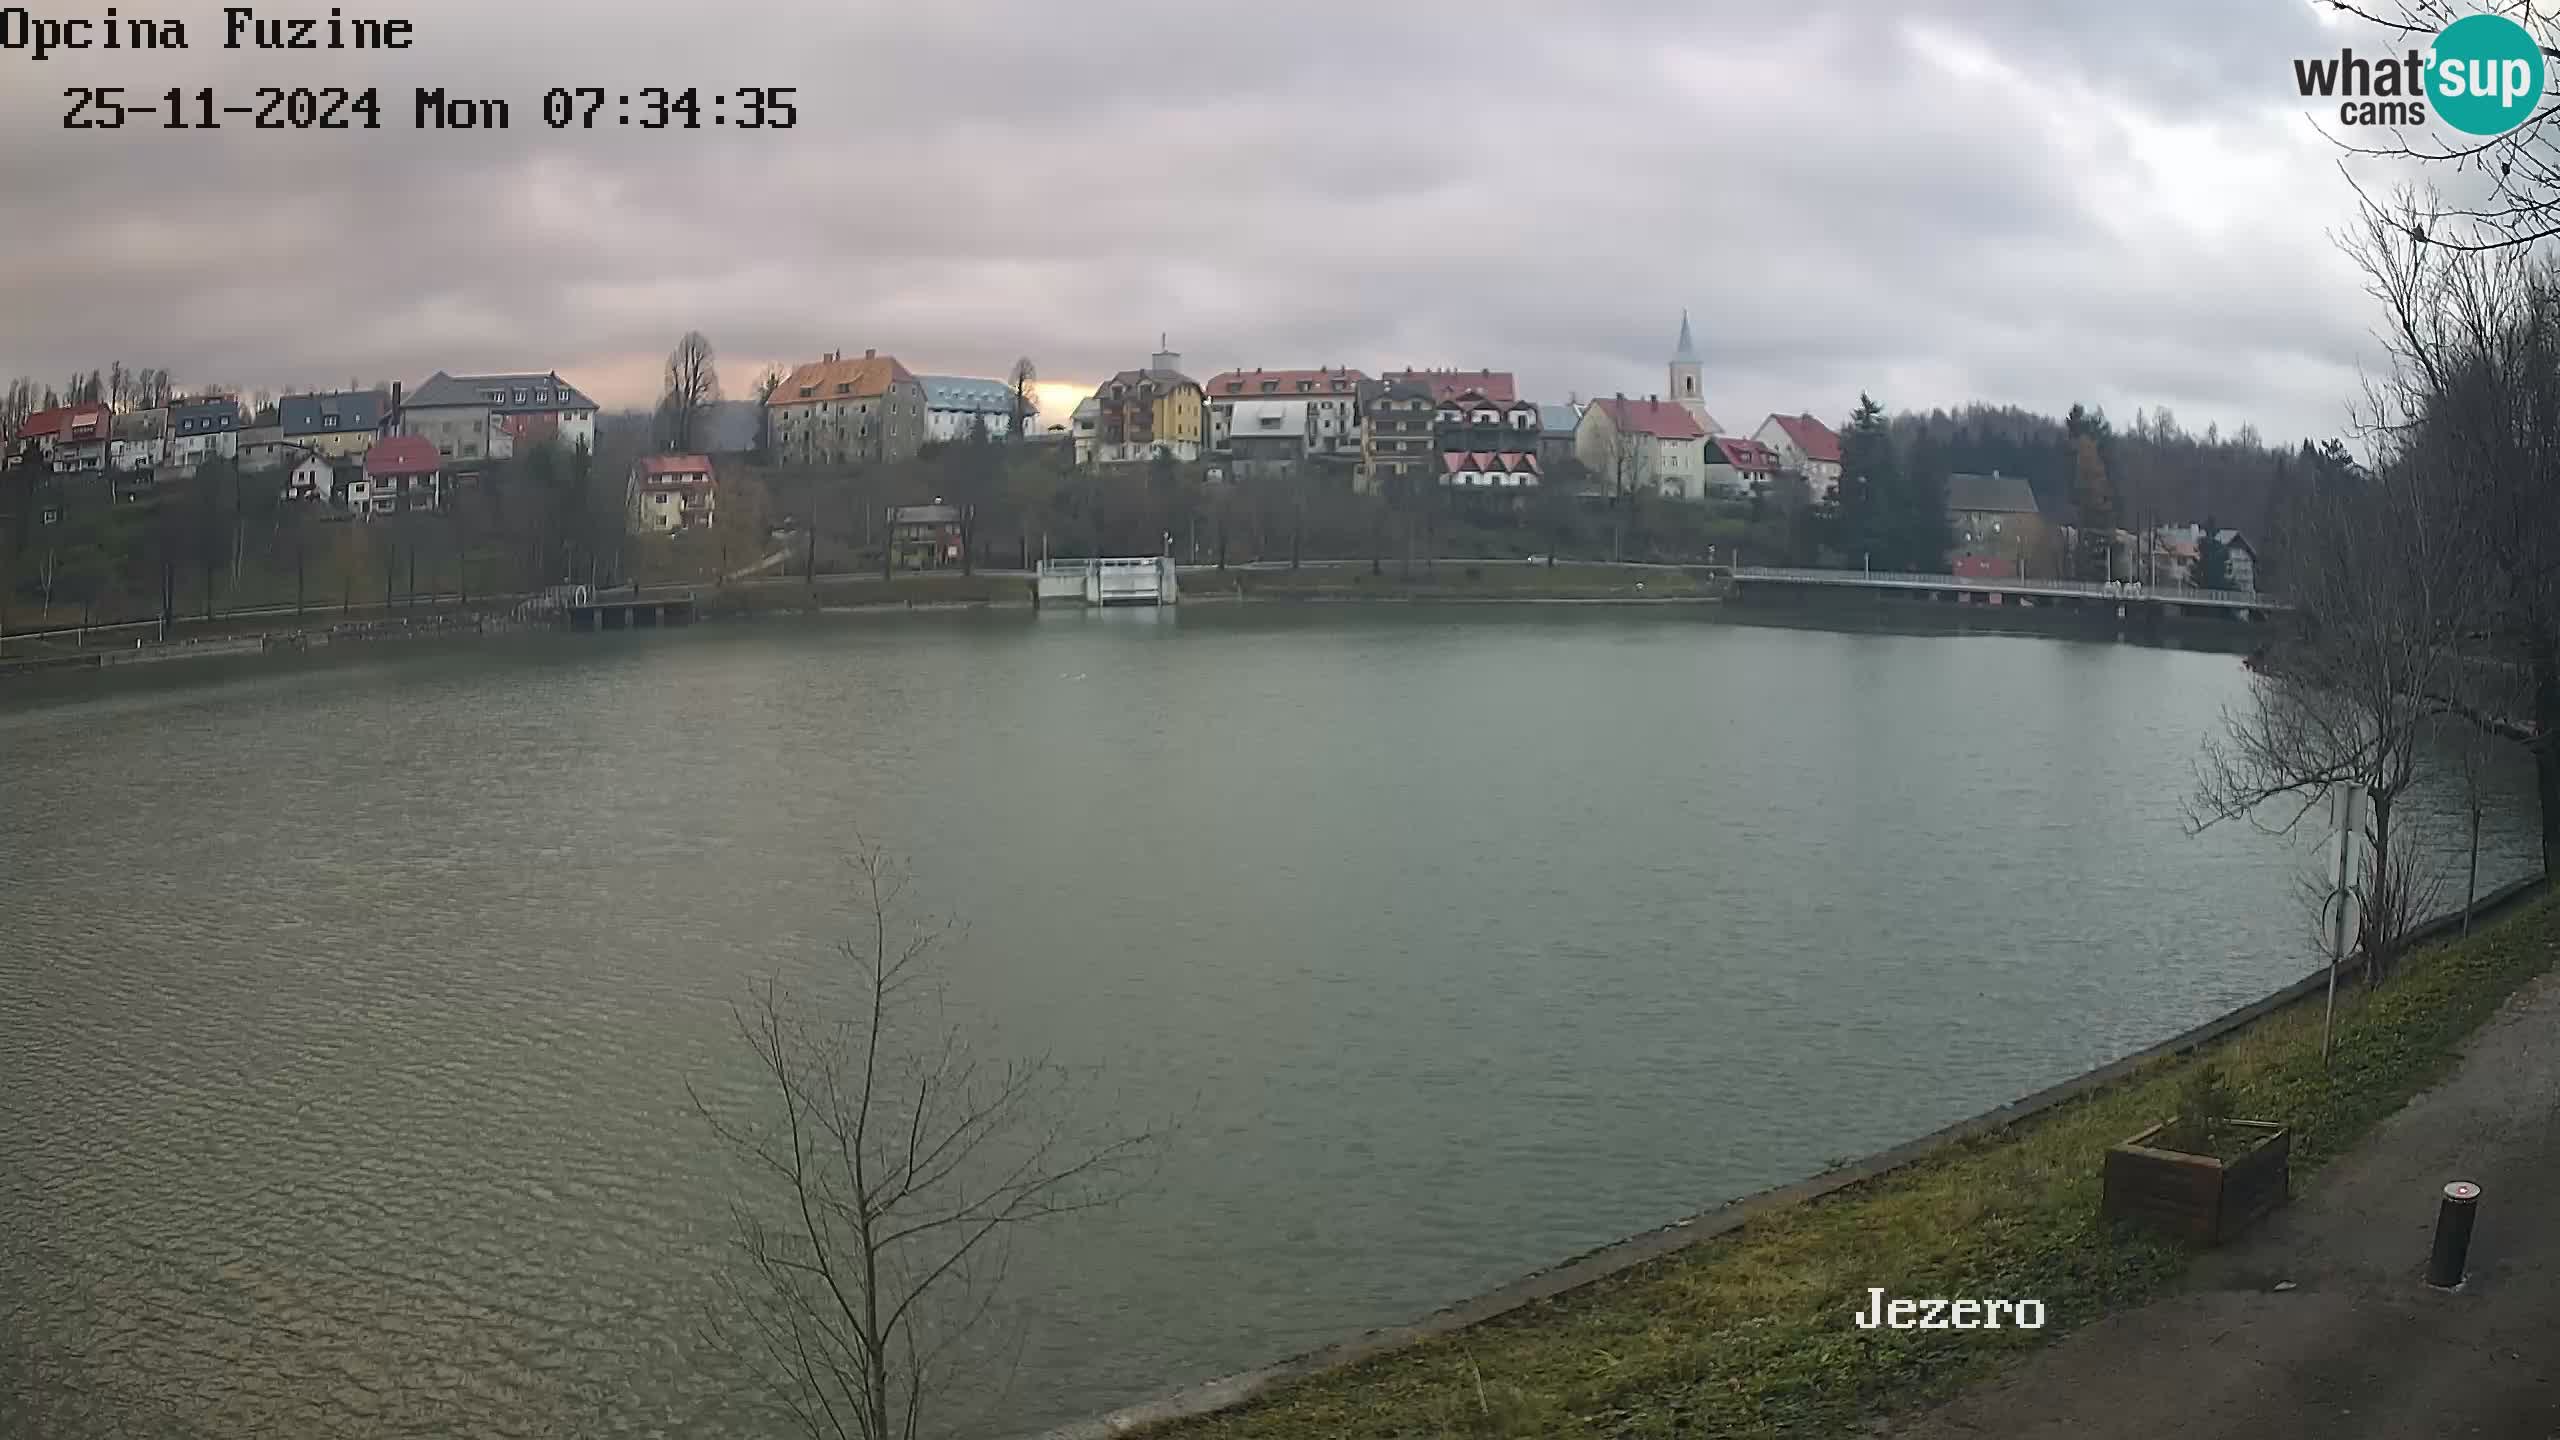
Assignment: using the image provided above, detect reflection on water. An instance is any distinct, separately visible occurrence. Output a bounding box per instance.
[0,609,2539,1436]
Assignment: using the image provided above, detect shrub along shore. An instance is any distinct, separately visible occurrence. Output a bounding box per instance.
[1120,890,2557,1440]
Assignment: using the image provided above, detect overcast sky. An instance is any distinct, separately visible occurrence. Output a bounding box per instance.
[0,1,2410,438]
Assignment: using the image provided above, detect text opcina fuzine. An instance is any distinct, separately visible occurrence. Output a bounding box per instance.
[1,7,419,63]
[1853,1288,2046,1331]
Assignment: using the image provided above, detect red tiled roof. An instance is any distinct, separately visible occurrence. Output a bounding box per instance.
[1766,412,1841,464]
[771,353,916,407]
[636,453,713,475]
[1384,369,1517,404]
[1439,450,1542,473]
[1205,367,1369,396]
[1710,436,1780,469]
[366,435,441,476]
[15,403,112,441]
[1594,396,1706,441]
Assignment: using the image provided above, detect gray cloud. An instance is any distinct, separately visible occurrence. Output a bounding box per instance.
[0,0,2408,439]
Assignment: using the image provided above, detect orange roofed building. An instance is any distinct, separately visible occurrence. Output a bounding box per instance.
[767,349,926,467]
[628,454,716,535]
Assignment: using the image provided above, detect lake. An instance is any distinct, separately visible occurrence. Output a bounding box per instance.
[0,605,2539,1437]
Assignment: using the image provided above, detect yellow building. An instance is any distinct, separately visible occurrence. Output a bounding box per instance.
[280,390,389,459]
[1093,341,1203,464]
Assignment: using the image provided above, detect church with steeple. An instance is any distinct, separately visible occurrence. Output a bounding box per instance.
[1669,311,1720,436]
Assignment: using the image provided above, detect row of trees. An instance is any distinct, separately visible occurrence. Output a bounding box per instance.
[2194,190,2560,984]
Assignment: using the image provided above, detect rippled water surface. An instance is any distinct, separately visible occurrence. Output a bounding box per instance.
[1,607,2540,1436]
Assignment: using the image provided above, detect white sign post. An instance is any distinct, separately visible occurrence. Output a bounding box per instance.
[2321,782,2368,1064]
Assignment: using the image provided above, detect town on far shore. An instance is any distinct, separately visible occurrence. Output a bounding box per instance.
[4,314,2272,605]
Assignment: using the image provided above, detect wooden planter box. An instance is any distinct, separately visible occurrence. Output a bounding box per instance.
[2101,1121,2290,1245]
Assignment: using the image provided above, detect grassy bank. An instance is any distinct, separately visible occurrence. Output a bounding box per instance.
[1182,562,1716,601]
[1145,893,2558,1440]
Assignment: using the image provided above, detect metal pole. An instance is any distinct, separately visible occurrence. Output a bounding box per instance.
[2428,1181,2481,1288]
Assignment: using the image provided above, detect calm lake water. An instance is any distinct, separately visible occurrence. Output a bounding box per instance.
[0,606,2540,1437]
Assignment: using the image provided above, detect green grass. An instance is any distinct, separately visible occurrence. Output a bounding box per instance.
[1146,895,2558,1439]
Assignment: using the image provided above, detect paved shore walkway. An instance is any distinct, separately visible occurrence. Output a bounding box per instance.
[1888,959,2560,1440]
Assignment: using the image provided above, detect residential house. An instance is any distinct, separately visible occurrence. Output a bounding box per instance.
[1754,412,1843,499]
[1071,396,1101,468]
[918,375,1024,444]
[281,390,388,459]
[1947,470,2041,543]
[397,371,599,466]
[109,409,166,473]
[1357,377,1435,494]
[1703,435,1780,496]
[238,421,289,472]
[1226,398,1317,480]
[1441,451,1542,492]
[168,397,245,467]
[1577,395,1708,498]
[1538,403,1583,470]
[358,435,443,518]
[1204,367,1367,460]
[1667,311,1721,434]
[628,454,717,535]
[767,350,927,466]
[889,503,964,569]
[2217,530,2257,592]
[1381,368,1518,403]
[1093,342,1204,465]
[13,403,114,474]
[284,451,339,504]
[1432,387,1545,494]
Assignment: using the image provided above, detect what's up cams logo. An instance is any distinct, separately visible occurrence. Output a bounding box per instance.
[2295,12,2549,135]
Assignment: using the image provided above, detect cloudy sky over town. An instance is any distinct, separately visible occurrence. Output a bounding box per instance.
[0,0,2406,439]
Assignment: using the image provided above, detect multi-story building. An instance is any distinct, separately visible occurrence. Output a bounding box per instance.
[1093,342,1204,465]
[1703,435,1781,496]
[1070,396,1101,468]
[13,403,114,474]
[628,454,717,534]
[1754,412,1843,499]
[917,375,1024,444]
[238,421,289,472]
[1577,395,1709,498]
[1381,368,1519,404]
[281,390,389,459]
[110,409,166,473]
[1226,398,1317,480]
[169,397,245,467]
[889,504,964,569]
[767,350,927,466]
[1538,403,1582,470]
[1203,367,1367,459]
[397,372,599,465]
[355,435,443,518]
[284,451,338,504]
[1357,377,1436,493]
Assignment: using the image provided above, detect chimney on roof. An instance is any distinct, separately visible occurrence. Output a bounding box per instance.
[865,348,876,360]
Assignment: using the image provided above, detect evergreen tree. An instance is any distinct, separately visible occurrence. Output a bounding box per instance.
[2071,435,2116,579]
[1835,394,1893,567]
[1890,429,1955,572]
[2197,514,2229,591]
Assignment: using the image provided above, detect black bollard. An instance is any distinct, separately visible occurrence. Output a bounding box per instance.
[2427,1180,2481,1289]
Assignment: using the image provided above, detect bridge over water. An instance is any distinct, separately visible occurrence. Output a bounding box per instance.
[1729,565,2284,618]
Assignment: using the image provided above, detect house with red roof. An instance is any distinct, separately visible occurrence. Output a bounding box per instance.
[1576,394,1710,499]
[628,454,717,535]
[1752,412,1844,499]
[1703,435,1781,497]
[348,434,443,519]
[10,403,113,474]
[1381,368,1518,405]
[1203,367,1368,460]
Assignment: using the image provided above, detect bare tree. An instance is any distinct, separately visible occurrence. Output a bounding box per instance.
[2190,456,2472,985]
[692,845,1157,1440]
[2349,189,2560,876]
[1006,358,1037,445]
[663,331,724,454]
[2325,1,2560,251]
[755,366,786,464]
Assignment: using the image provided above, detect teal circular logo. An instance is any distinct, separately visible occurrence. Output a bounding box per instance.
[2431,14,2546,135]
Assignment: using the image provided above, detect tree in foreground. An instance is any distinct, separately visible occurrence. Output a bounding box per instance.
[692,845,1157,1440]
[2189,431,2472,985]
